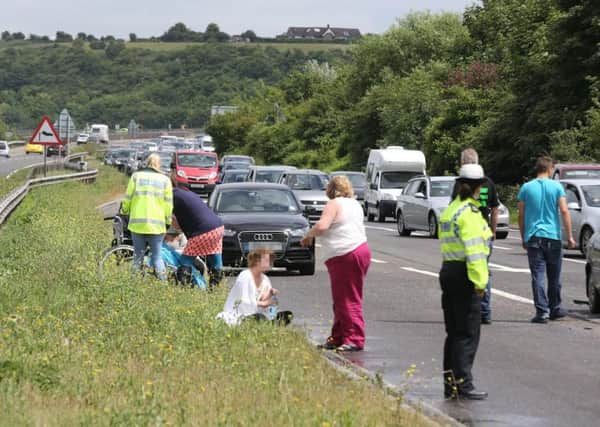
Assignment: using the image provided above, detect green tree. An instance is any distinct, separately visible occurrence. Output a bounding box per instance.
[55,31,73,42]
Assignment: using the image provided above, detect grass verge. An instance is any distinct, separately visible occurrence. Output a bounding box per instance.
[0,165,430,425]
[0,169,31,199]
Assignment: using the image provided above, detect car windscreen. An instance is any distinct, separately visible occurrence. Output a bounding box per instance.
[178,153,217,168]
[0,142,6,149]
[224,156,252,164]
[381,172,421,189]
[215,189,299,213]
[222,172,249,183]
[115,150,134,158]
[582,185,600,207]
[224,162,250,170]
[334,173,364,187]
[563,169,600,179]
[430,180,455,197]
[287,174,328,190]
[255,170,284,183]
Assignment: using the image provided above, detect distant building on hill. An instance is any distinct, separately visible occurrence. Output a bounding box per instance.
[211,105,239,116]
[279,24,361,41]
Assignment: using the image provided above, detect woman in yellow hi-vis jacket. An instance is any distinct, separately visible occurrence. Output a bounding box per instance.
[439,164,492,400]
[121,153,173,280]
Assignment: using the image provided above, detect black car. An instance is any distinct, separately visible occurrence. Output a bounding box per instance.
[46,144,67,157]
[220,169,250,184]
[208,183,315,275]
[219,155,255,172]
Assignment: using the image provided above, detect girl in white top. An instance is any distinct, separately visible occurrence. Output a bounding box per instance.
[217,250,278,326]
[301,175,371,351]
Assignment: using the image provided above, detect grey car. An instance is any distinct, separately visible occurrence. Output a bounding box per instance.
[561,179,600,254]
[330,171,366,202]
[395,176,456,237]
[585,231,600,313]
[279,169,329,223]
[247,165,297,183]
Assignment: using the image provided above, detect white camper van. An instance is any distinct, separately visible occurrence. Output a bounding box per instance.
[90,124,109,144]
[364,146,426,222]
[199,134,215,152]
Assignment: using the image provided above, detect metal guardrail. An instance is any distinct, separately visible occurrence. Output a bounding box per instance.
[7,140,25,147]
[0,153,98,227]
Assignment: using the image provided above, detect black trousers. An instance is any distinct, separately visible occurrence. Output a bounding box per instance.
[440,261,481,393]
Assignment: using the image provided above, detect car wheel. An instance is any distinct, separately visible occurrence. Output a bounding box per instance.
[366,204,375,222]
[428,213,438,238]
[375,205,386,223]
[587,272,600,314]
[496,231,508,240]
[396,211,411,236]
[299,263,315,276]
[580,227,593,255]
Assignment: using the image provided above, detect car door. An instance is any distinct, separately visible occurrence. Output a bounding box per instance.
[564,183,583,246]
[401,180,419,228]
[411,179,429,230]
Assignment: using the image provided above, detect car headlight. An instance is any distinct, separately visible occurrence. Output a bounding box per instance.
[287,227,309,237]
[499,204,509,215]
[177,170,187,178]
[382,193,395,201]
[223,228,236,237]
[208,172,217,179]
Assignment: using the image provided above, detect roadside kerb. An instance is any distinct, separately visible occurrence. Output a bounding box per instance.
[307,337,463,427]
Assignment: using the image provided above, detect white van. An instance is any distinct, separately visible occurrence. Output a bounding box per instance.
[201,135,215,152]
[364,146,426,222]
[90,124,109,144]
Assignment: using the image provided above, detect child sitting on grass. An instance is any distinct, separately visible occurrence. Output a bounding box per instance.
[217,249,292,326]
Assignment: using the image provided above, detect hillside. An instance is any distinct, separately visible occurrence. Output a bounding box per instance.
[0,41,350,129]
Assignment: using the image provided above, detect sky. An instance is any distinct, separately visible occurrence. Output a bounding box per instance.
[1,0,478,39]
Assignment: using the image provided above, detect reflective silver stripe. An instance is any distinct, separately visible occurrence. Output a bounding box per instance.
[440,237,461,245]
[466,253,487,262]
[464,237,485,248]
[441,222,452,232]
[135,177,168,189]
[134,190,167,197]
[129,218,166,226]
[442,251,465,260]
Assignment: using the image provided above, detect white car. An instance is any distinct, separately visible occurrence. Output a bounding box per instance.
[76,133,90,144]
[0,140,9,157]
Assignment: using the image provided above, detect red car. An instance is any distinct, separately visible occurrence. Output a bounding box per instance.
[173,150,219,195]
[553,163,600,180]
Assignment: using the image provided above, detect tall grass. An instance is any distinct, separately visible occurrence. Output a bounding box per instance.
[0,166,428,425]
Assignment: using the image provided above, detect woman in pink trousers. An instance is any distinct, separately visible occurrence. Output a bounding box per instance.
[301,175,371,351]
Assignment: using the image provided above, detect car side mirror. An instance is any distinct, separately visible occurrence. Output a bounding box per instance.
[415,192,426,199]
[370,183,377,190]
[567,202,581,211]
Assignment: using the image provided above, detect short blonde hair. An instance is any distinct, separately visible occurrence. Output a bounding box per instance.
[247,249,273,268]
[326,175,354,199]
[146,153,161,172]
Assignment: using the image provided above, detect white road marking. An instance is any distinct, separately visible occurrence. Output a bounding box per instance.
[563,258,586,265]
[315,243,322,248]
[371,258,387,264]
[488,262,530,273]
[365,225,397,233]
[402,266,534,304]
[492,245,511,250]
[507,236,521,240]
[401,267,439,278]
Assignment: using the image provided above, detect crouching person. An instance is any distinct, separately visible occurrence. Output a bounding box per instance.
[217,249,293,326]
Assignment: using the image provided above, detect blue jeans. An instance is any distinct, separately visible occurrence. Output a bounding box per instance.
[131,232,166,281]
[481,242,493,320]
[526,237,563,317]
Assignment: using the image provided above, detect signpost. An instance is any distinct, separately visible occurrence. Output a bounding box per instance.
[29,116,63,177]
[55,109,75,157]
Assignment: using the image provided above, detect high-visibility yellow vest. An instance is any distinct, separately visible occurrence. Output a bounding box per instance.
[439,196,492,290]
[120,169,173,235]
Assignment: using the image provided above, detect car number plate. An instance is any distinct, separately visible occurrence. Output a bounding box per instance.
[244,242,283,252]
[190,184,205,188]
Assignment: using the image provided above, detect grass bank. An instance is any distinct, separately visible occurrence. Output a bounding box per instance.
[0,165,429,425]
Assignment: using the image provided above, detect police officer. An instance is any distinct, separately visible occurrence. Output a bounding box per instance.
[439,164,492,400]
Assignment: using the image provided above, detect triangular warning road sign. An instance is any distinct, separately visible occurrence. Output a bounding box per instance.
[29,116,63,145]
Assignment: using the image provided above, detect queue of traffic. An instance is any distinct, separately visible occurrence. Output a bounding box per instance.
[102,137,600,315]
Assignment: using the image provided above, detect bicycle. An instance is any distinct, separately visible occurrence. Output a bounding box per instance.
[98,214,209,287]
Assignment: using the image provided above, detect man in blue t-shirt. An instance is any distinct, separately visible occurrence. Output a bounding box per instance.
[518,156,575,323]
